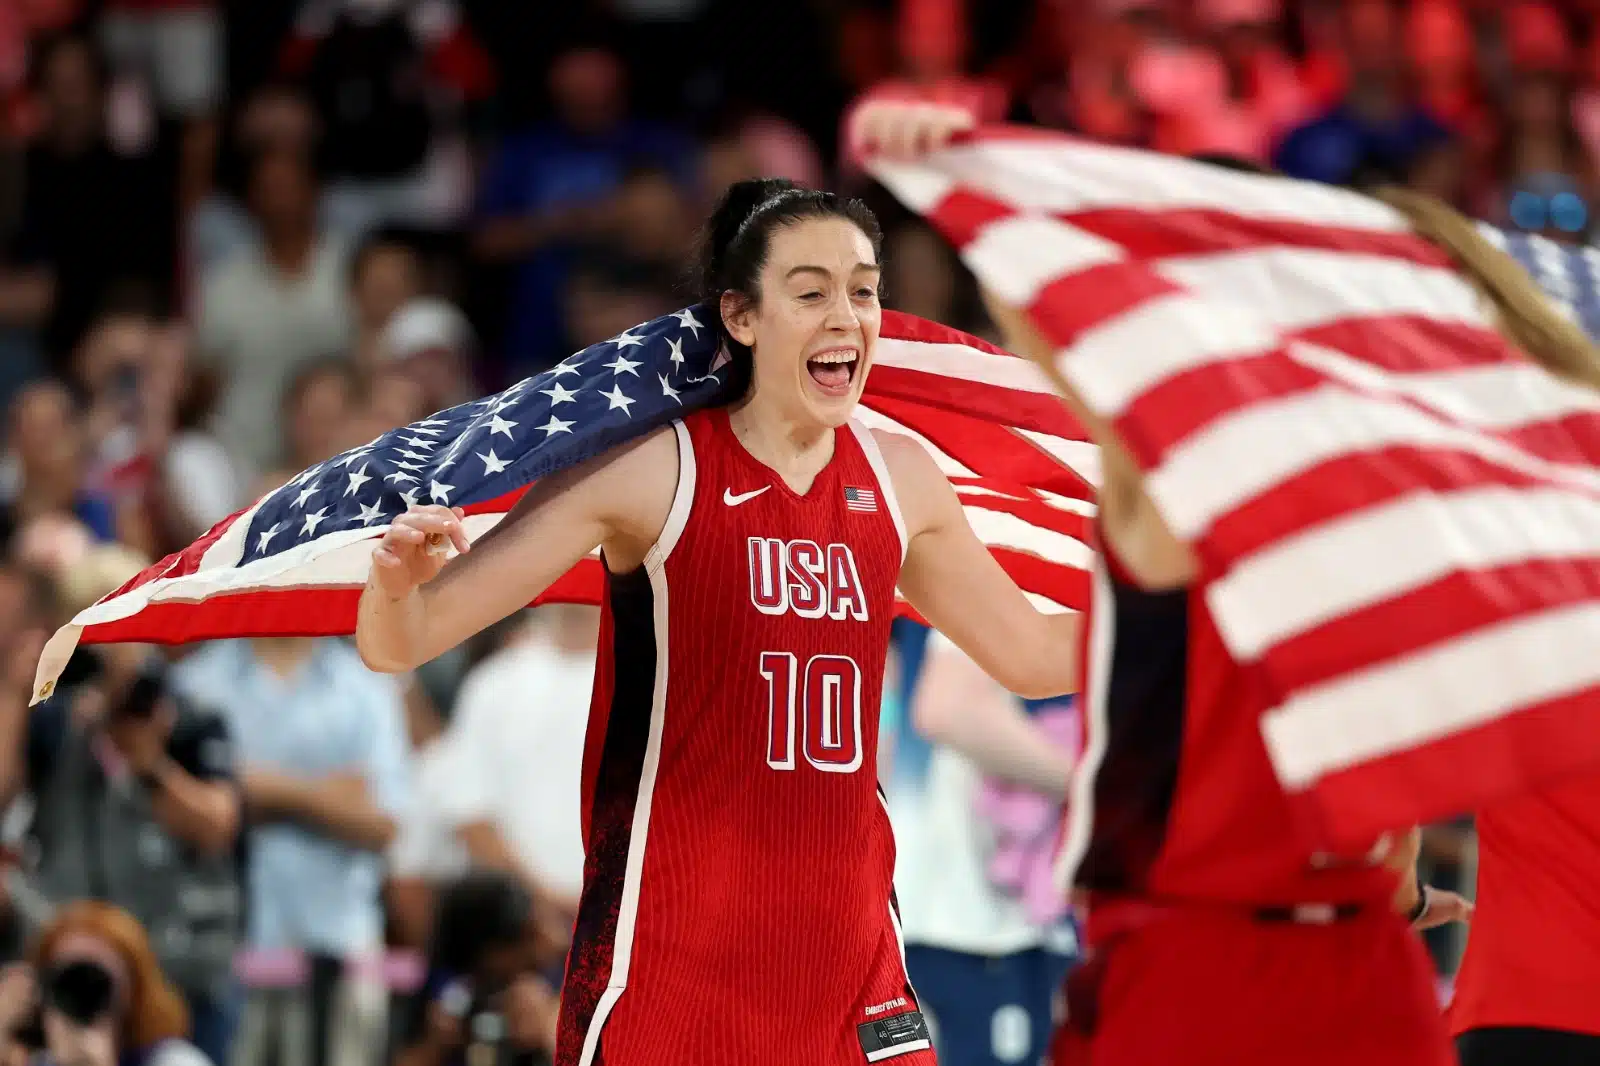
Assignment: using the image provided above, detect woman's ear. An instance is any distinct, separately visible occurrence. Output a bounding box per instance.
[720,291,757,348]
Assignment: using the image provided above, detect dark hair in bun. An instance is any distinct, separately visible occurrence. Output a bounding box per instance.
[697,178,882,374]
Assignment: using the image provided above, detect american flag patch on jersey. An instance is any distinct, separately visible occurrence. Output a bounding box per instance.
[843,485,878,513]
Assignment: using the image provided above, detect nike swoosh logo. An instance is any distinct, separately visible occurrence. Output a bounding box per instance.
[723,486,771,507]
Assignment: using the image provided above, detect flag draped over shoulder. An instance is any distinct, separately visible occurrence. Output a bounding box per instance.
[31,309,1097,702]
[866,129,1600,851]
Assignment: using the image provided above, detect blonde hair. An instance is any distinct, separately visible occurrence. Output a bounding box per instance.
[1374,186,1600,392]
[31,902,190,1050]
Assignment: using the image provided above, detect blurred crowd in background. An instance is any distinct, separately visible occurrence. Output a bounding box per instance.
[0,0,1584,1063]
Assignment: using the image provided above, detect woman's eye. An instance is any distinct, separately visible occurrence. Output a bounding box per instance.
[799,291,824,301]
[855,288,878,300]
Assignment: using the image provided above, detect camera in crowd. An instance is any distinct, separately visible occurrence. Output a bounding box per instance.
[416,871,554,1066]
[11,958,119,1050]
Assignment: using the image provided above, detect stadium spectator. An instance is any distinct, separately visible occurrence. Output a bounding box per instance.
[1273,0,1455,187]
[280,0,493,236]
[97,0,224,215]
[1,31,174,374]
[349,231,425,373]
[279,357,364,473]
[197,146,353,476]
[0,380,119,551]
[187,83,323,276]
[384,679,467,952]
[152,348,240,550]
[430,607,597,943]
[167,507,411,1066]
[0,545,242,1066]
[0,900,215,1066]
[393,871,558,1066]
[472,41,696,373]
[378,297,477,413]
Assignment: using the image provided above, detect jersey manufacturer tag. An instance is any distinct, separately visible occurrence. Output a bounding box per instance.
[856,1009,932,1061]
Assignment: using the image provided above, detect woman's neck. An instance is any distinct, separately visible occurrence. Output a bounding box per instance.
[727,389,835,494]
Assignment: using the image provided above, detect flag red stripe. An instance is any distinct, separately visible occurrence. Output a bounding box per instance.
[82,588,364,646]
[1117,343,1599,474]
[1257,557,1600,693]
[866,365,1082,439]
[960,490,1094,541]
[1204,446,1600,570]
[1293,316,1511,372]
[863,394,1092,496]
[1061,207,1455,269]
[1024,262,1185,346]
[880,308,1013,355]
[987,546,1094,607]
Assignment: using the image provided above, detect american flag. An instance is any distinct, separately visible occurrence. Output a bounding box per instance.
[843,485,878,513]
[866,130,1600,854]
[31,308,1097,702]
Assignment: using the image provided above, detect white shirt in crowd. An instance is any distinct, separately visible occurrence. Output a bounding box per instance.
[431,630,595,898]
[197,237,353,473]
[387,736,471,883]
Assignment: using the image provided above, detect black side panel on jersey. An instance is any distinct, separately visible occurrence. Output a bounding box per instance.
[1076,576,1189,895]
[559,566,657,1066]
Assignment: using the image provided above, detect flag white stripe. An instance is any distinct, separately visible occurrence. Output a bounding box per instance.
[1035,488,1100,517]
[1053,290,1277,415]
[1262,601,1600,787]
[890,141,1407,231]
[1014,428,1103,489]
[1287,343,1600,429]
[954,482,1096,518]
[965,215,1124,306]
[962,506,1096,571]
[1155,248,1490,333]
[1147,387,1600,542]
[198,497,264,570]
[874,337,1059,396]
[852,405,978,477]
[1208,486,1600,658]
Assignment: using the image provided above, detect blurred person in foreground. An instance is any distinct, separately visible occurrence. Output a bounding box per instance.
[394,871,558,1066]
[168,471,411,1066]
[0,544,241,1065]
[0,901,214,1066]
[198,146,353,477]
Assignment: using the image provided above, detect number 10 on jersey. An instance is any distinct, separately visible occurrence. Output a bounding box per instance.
[761,652,864,773]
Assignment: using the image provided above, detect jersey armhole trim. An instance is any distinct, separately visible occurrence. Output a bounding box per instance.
[849,420,909,563]
[644,420,696,575]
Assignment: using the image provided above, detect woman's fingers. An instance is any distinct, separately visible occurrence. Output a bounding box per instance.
[852,101,977,160]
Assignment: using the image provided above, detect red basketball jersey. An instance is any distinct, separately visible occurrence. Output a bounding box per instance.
[557,409,935,1066]
[1450,778,1600,1037]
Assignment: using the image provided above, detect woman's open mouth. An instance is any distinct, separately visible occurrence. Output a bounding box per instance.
[806,348,859,395]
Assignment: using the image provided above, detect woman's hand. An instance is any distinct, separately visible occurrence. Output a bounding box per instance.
[848,98,976,161]
[370,506,471,600]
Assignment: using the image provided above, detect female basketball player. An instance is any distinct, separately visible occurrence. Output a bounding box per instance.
[845,102,1529,1066]
[355,179,1081,1066]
